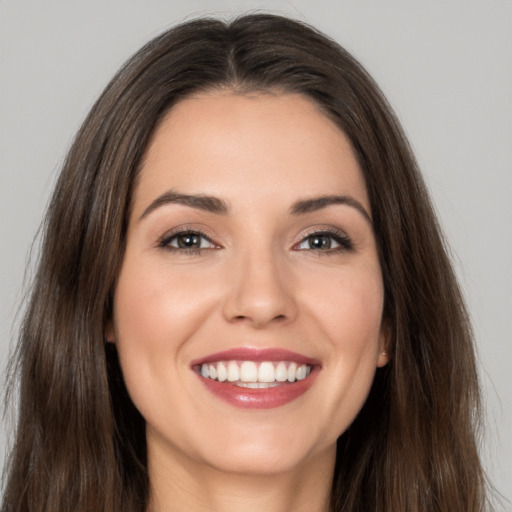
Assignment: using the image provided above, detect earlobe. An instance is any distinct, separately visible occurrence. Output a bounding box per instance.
[376,321,391,367]
[105,320,115,343]
[377,350,390,368]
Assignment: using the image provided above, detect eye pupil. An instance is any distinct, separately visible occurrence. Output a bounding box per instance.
[309,235,331,250]
[178,234,200,248]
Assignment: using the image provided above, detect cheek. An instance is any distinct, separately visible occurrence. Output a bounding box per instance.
[111,255,230,417]
[113,258,217,349]
[305,263,385,348]
[111,258,219,428]
[303,265,385,420]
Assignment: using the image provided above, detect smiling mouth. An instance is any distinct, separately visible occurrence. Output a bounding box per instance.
[192,348,319,408]
[197,360,313,388]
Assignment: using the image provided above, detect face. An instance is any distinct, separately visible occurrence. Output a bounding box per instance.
[110,91,388,477]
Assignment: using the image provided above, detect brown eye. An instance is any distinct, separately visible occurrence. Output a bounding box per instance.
[176,233,202,248]
[305,234,334,250]
[295,230,353,252]
[160,231,216,251]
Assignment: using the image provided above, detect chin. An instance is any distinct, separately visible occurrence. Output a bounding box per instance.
[203,447,316,477]
[187,422,335,477]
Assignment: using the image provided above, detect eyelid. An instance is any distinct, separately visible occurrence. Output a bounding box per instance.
[292,226,353,252]
[156,224,353,254]
[157,225,221,251]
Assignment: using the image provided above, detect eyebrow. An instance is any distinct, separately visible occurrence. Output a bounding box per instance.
[139,191,371,224]
[289,195,372,224]
[139,191,229,220]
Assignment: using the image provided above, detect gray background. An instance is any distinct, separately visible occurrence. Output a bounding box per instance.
[1,0,510,507]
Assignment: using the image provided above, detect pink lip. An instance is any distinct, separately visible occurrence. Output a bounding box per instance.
[191,347,321,409]
[190,347,320,367]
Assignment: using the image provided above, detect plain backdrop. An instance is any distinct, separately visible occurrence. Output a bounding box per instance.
[1,0,511,507]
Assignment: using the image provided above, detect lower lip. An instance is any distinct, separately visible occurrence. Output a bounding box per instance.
[196,369,319,409]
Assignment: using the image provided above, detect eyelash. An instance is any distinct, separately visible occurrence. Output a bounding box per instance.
[158,228,218,255]
[158,228,353,255]
[294,228,353,254]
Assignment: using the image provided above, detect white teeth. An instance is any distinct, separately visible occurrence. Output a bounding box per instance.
[217,361,227,382]
[296,364,307,380]
[258,362,275,383]
[199,360,313,385]
[240,361,258,382]
[236,381,280,389]
[275,361,288,381]
[287,362,297,382]
[259,382,279,388]
[227,361,239,382]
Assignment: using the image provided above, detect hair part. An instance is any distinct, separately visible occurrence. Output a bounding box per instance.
[2,13,488,512]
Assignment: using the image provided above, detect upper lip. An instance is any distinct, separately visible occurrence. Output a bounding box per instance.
[190,347,320,367]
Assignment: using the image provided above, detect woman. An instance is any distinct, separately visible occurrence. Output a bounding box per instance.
[2,13,488,512]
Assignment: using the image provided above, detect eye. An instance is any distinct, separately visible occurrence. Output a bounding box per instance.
[159,230,217,252]
[295,230,353,252]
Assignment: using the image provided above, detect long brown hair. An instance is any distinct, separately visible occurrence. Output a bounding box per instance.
[2,14,488,511]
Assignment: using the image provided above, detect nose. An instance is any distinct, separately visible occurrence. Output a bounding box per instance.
[222,248,298,328]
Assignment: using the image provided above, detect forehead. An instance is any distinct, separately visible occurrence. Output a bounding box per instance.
[134,91,368,216]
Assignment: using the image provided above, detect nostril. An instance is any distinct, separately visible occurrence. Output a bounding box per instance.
[230,313,288,326]
[221,277,298,327]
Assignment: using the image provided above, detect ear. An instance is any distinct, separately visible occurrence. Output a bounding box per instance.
[105,320,115,343]
[376,319,391,368]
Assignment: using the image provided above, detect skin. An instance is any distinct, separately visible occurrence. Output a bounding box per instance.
[109,91,389,512]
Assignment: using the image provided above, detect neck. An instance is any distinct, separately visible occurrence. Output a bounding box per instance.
[146,442,335,512]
